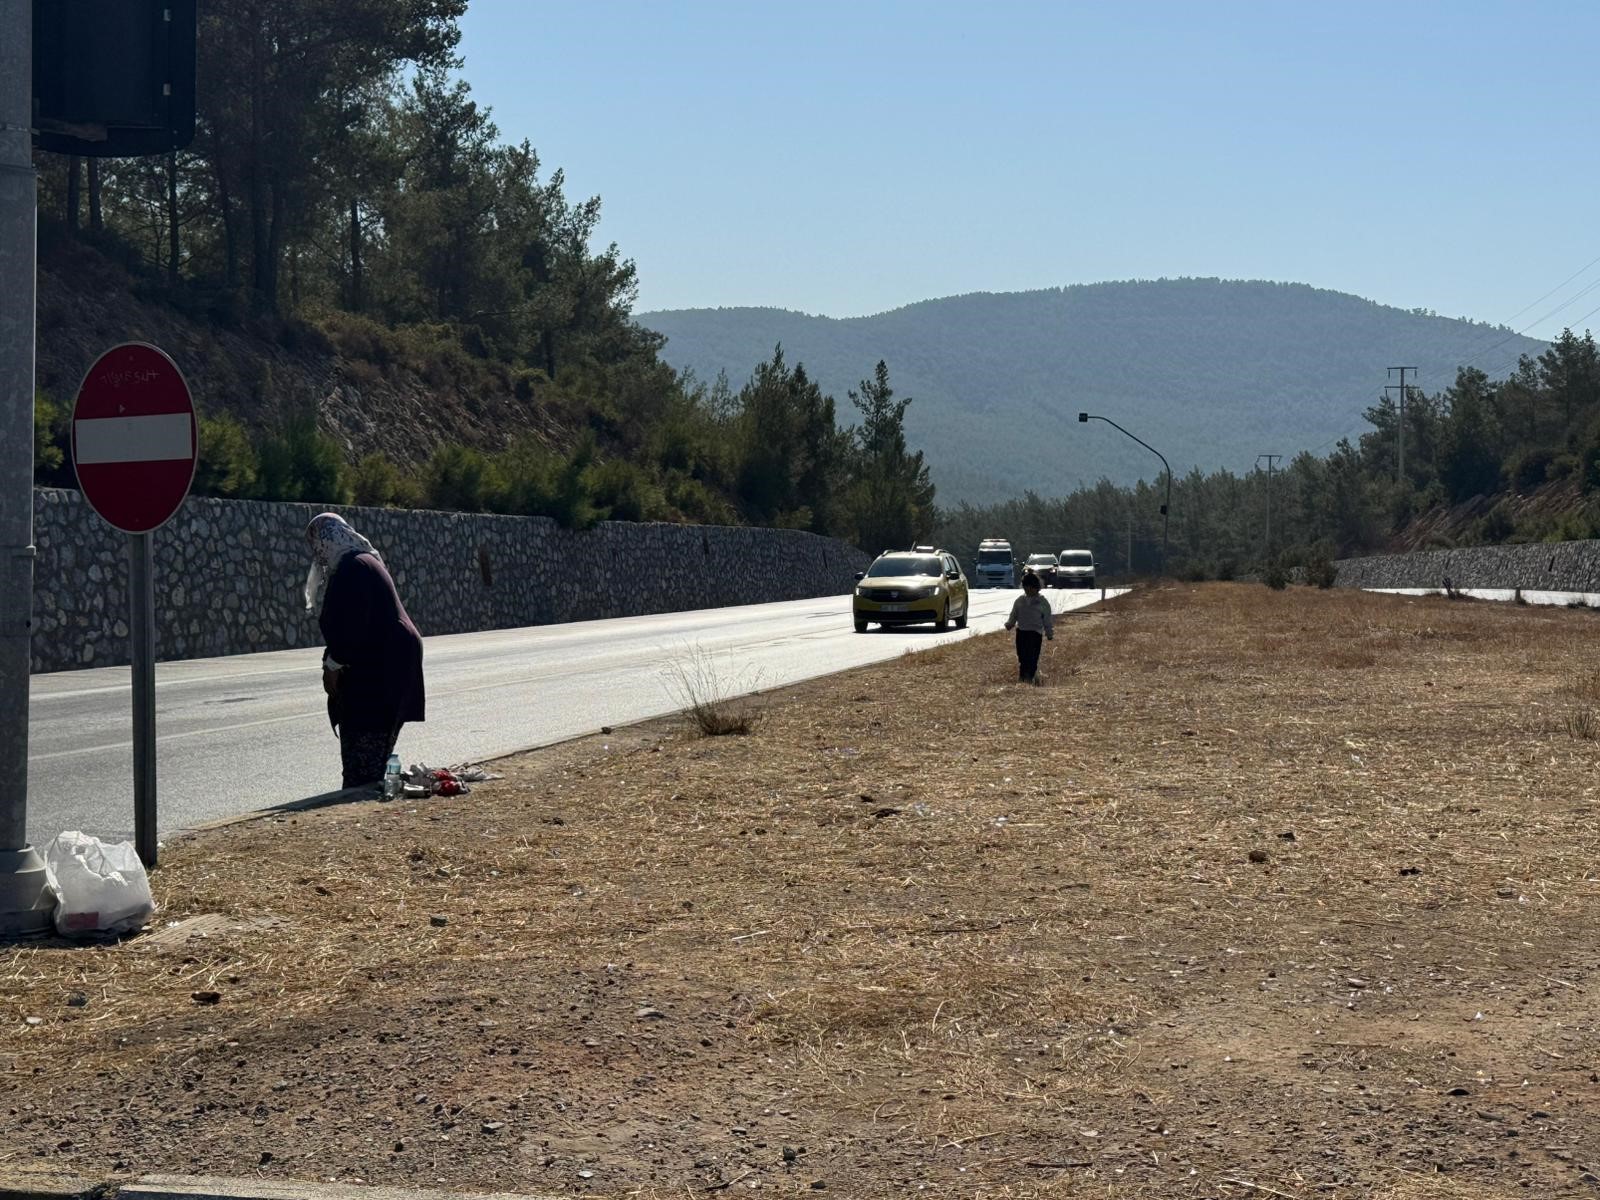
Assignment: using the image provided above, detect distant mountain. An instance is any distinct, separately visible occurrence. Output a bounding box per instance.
[639,280,1549,505]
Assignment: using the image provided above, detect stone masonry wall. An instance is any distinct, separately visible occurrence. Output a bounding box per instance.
[30,488,872,674]
[1334,540,1600,592]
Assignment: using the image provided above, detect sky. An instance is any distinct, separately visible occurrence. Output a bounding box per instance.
[457,1,1600,338]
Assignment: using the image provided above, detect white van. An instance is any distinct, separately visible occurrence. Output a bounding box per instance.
[975,539,1015,588]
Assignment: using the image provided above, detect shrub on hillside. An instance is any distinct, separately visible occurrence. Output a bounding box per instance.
[1505,446,1556,492]
[33,391,67,482]
[425,445,491,513]
[349,453,402,508]
[1305,542,1338,589]
[256,416,349,504]
[1263,558,1289,590]
[193,413,259,498]
[585,458,668,523]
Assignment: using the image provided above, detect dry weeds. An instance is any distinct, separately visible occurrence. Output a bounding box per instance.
[3,584,1599,1199]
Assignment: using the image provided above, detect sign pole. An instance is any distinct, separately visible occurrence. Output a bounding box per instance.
[129,533,157,869]
[0,0,54,936]
[69,341,196,867]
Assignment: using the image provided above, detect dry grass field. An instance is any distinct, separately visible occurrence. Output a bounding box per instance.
[3,583,1599,1199]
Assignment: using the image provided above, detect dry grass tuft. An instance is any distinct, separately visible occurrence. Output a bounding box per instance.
[662,643,759,735]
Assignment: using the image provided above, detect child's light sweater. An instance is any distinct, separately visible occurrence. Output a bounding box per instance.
[1006,593,1054,636]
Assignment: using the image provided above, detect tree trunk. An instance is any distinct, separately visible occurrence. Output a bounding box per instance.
[348,196,363,312]
[216,166,239,287]
[261,182,286,311]
[247,19,273,306]
[87,159,103,232]
[166,152,180,284]
[66,157,81,232]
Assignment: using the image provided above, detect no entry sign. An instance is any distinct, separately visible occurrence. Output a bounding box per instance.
[71,343,197,534]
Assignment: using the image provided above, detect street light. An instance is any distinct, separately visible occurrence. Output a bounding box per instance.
[1079,412,1171,577]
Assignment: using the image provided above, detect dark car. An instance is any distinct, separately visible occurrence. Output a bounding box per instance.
[1023,552,1058,587]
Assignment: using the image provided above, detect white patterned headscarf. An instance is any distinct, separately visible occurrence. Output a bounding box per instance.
[304,512,379,612]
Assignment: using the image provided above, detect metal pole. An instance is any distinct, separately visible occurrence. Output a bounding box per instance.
[130,533,158,869]
[1386,367,1416,486]
[1257,453,1282,560]
[0,0,54,935]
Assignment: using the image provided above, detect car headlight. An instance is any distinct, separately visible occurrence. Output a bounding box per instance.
[855,586,867,597]
[913,585,938,598]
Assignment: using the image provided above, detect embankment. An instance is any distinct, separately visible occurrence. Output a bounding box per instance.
[1335,540,1600,592]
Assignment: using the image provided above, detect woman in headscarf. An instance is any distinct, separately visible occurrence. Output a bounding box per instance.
[305,513,426,787]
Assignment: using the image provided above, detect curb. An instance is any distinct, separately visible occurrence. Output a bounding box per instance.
[0,1166,100,1200]
[0,1174,560,1200]
[124,1176,557,1200]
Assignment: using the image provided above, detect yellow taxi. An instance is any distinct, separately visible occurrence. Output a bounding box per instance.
[853,547,970,632]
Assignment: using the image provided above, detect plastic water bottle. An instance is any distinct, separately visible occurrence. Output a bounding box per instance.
[383,753,402,799]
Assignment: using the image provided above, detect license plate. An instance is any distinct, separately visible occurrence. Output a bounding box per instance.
[879,603,908,612]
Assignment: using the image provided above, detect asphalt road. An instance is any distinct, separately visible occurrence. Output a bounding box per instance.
[25,586,1120,847]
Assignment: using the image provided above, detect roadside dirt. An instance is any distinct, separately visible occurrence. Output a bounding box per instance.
[4,584,1599,1199]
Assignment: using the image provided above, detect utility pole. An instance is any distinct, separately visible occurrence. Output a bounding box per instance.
[1386,366,1417,486]
[0,1,53,934]
[1256,454,1282,558]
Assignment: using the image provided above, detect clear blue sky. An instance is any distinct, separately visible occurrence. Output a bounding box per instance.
[458,0,1600,339]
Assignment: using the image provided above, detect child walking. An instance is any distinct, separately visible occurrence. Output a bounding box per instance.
[1004,570,1054,684]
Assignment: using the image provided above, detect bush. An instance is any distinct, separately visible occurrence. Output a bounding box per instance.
[1263,559,1289,590]
[256,415,349,504]
[1548,452,1580,482]
[585,458,668,523]
[1505,446,1556,492]
[348,453,402,508]
[33,391,67,482]
[193,413,259,498]
[665,472,738,526]
[424,444,491,513]
[1478,503,1516,543]
[1304,546,1338,589]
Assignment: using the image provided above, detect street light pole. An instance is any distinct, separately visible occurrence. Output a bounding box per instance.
[1079,412,1171,577]
[0,0,54,935]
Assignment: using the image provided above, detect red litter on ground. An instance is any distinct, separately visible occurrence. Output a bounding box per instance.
[70,342,197,534]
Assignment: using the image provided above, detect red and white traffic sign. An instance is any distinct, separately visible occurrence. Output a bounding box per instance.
[71,342,197,534]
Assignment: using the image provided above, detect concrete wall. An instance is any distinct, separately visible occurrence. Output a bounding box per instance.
[1335,540,1600,592]
[30,488,871,674]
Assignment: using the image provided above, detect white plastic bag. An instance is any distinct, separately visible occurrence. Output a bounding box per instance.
[43,831,156,936]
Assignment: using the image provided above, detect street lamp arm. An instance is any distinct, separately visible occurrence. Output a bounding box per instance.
[1082,414,1171,485]
[1078,411,1172,576]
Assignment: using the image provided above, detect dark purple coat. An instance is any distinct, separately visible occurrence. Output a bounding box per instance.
[320,552,425,732]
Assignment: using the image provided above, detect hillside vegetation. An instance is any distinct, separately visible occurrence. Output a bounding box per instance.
[28,1,929,547]
[932,329,1600,580]
[640,281,1548,505]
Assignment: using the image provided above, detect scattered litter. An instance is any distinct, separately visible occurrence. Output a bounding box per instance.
[399,761,499,798]
[42,830,155,937]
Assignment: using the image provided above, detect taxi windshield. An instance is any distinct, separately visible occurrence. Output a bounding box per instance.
[867,555,943,578]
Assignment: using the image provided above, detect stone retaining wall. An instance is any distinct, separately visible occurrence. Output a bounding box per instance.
[1335,540,1600,592]
[30,488,871,674]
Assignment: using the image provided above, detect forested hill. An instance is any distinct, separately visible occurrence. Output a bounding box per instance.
[639,281,1549,504]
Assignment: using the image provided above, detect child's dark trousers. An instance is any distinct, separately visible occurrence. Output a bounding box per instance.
[1015,630,1043,681]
